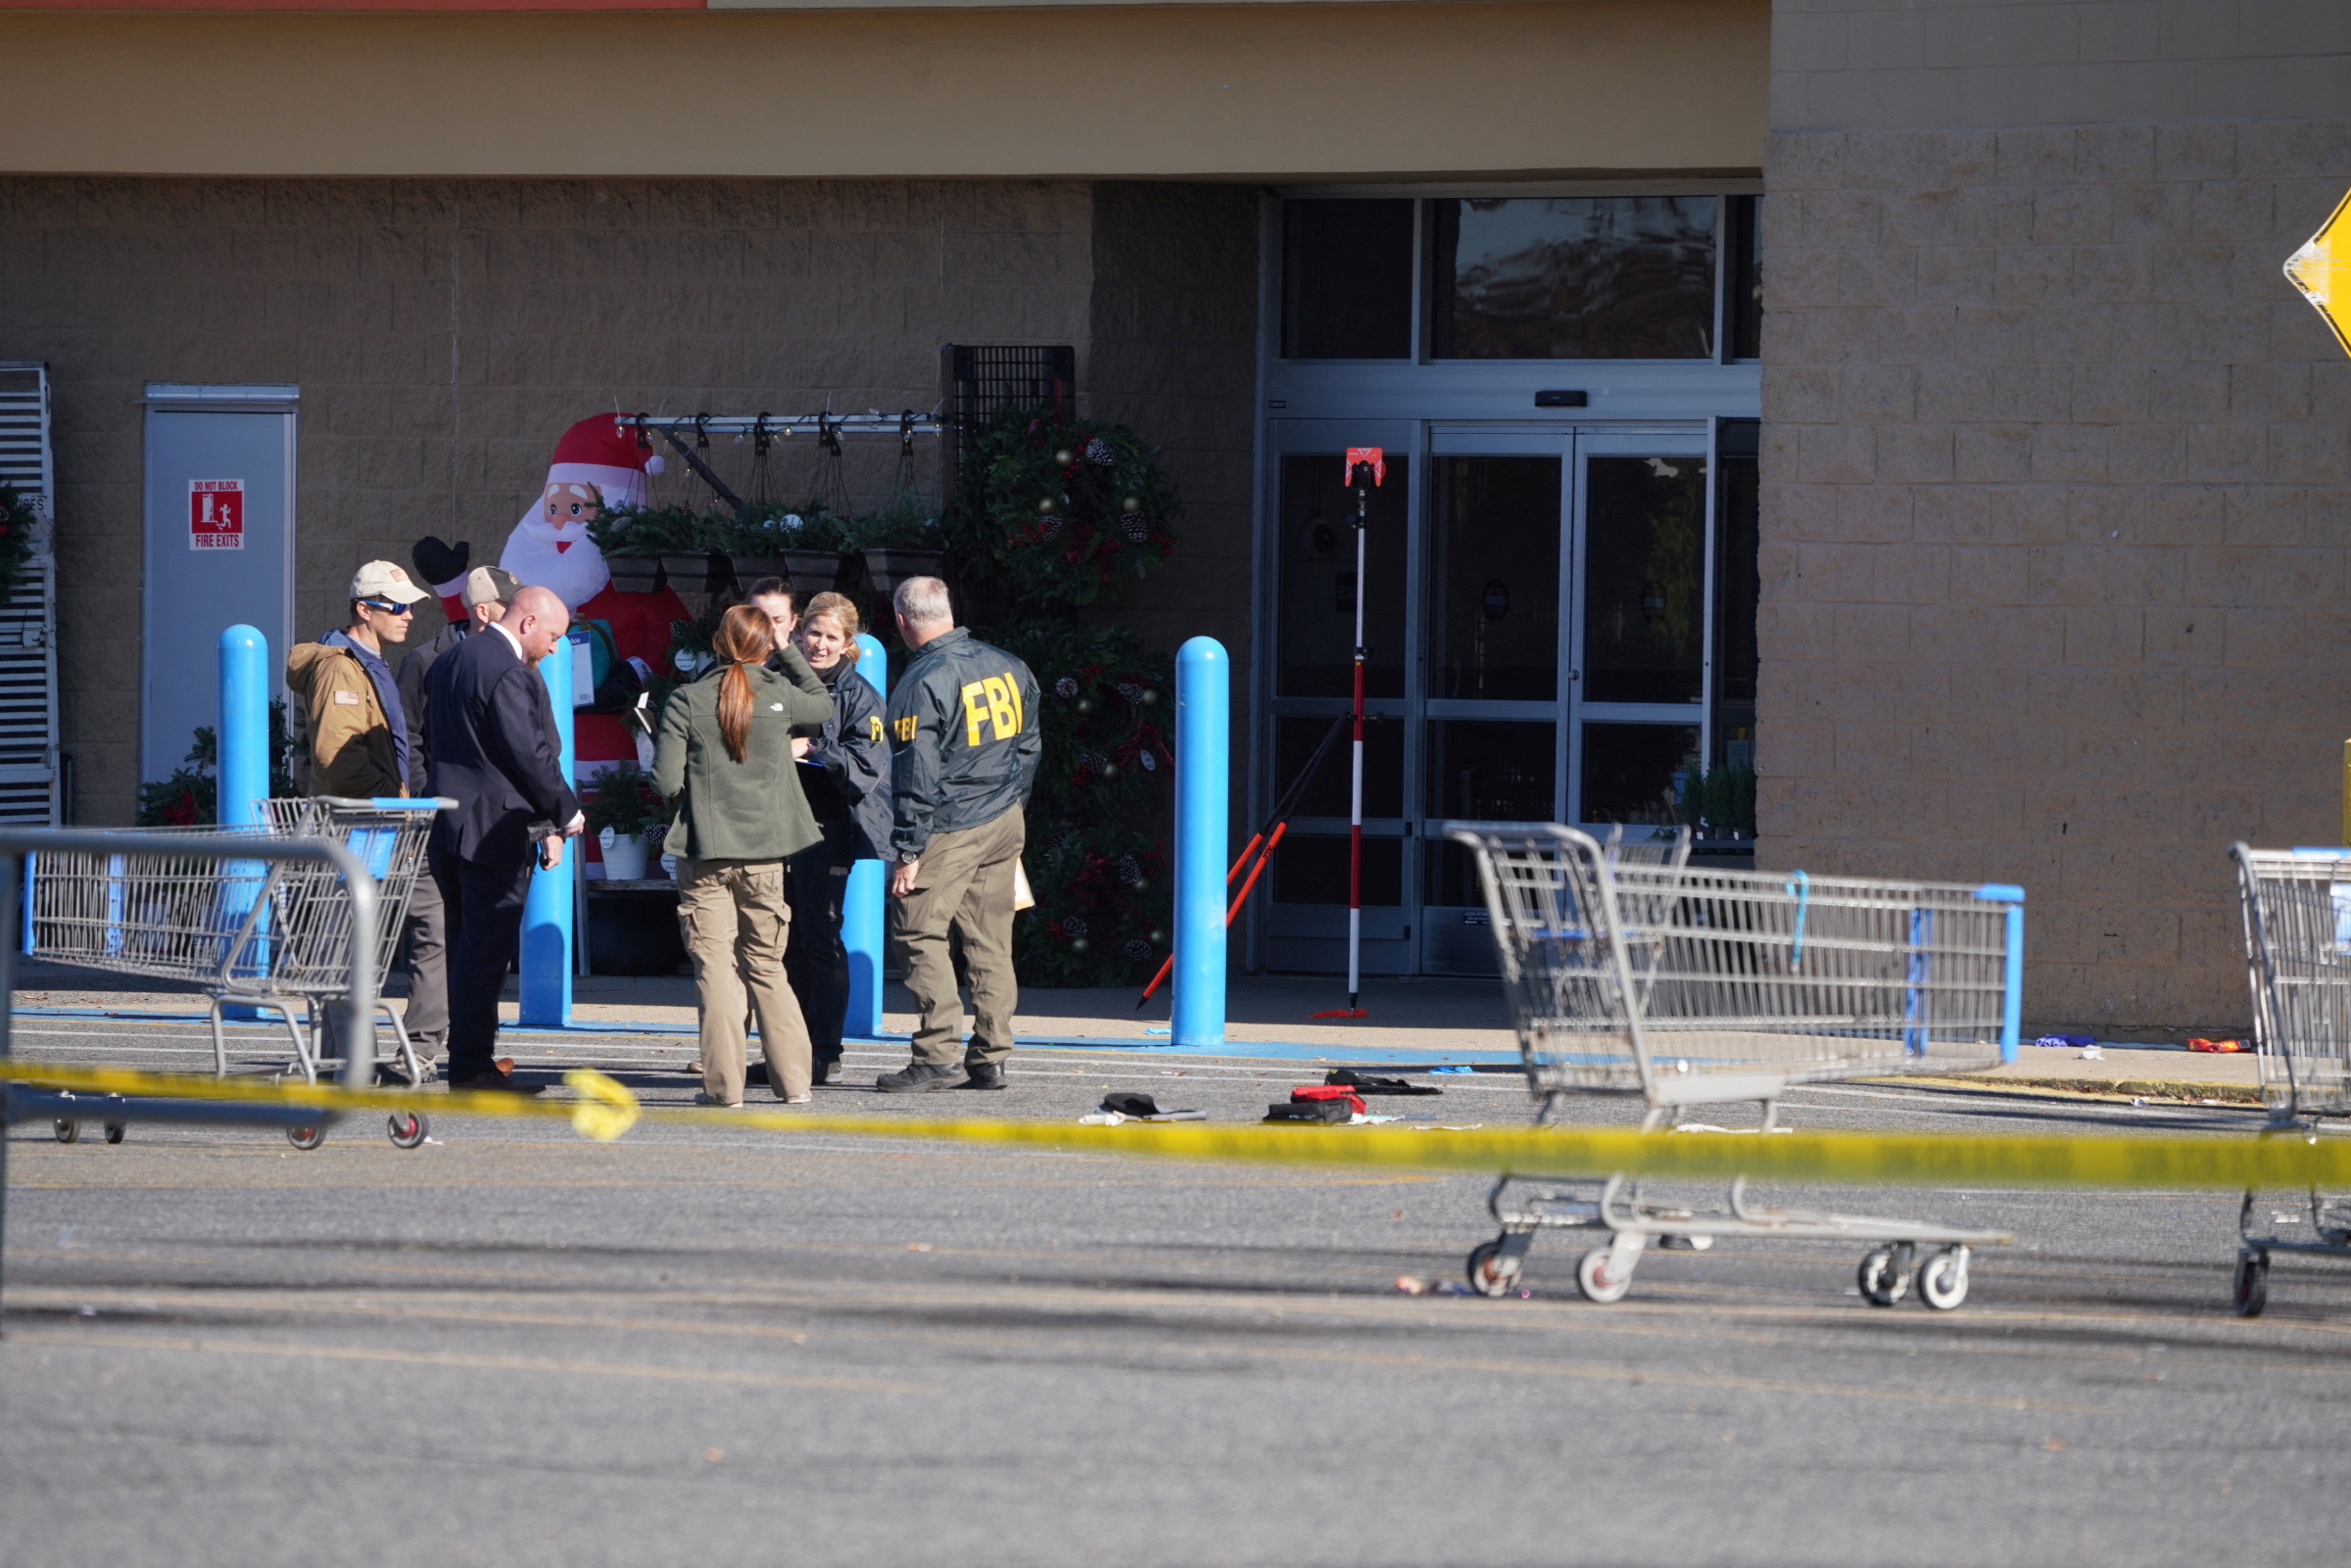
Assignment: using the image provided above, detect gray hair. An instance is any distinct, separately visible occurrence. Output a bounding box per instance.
[892,576,953,629]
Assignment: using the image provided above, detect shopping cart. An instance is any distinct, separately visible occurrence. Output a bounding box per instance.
[1447,823,2023,1308]
[25,796,448,1148]
[2226,843,2351,1315]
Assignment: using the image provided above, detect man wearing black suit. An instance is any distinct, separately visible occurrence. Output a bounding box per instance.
[425,585,585,1094]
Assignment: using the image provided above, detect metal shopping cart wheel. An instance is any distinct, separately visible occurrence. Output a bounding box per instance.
[1917,1247,1971,1310]
[103,1121,125,1145]
[1465,1238,1521,1298]
[52,1118,78,1144]
[1858,1246,1914,1307]
[387,1112,428,1149]
[1576,1238,1643,1305]
[2232,1248,2270,1317]
[286,1122,326,1152]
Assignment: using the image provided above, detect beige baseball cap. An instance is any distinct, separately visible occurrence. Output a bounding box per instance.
[460,565,522,609]
[350,561,430,604]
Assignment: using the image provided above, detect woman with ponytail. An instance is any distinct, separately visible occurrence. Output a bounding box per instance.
[652,602,836,1106]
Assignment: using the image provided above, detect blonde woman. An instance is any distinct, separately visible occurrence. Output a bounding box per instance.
[785,592,891,1081]
[652,604,836,1106]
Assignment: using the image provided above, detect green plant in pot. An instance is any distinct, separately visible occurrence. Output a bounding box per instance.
[592,502,709,594]
[1675,760,1756,840]
[696,499,797,591]
[582,761,668,879]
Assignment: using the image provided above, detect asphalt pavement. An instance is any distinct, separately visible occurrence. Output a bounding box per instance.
[6,1016,2351,1567]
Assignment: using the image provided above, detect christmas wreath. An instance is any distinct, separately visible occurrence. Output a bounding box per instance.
[989,620,1176,987]
[946,408,1177,608]
[0,485,40,606]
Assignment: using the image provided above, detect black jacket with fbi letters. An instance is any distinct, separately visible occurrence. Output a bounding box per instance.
[884,627,1041,860]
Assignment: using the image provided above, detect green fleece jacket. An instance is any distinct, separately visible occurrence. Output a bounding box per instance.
[651,643,835,862]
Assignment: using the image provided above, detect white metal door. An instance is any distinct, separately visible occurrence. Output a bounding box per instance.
[141,385,298,784]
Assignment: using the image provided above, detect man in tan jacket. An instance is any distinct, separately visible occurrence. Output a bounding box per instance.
[286,560,430,799]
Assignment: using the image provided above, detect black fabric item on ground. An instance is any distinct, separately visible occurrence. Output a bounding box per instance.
[1324,1069,1441,1096]
[1101,1092,1165,1117]
[1264,1100,1351,1123]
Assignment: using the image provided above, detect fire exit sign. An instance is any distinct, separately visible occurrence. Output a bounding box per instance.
[189,479,244,549]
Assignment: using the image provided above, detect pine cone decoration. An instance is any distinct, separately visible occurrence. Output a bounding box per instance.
[1060,916,1088,939]
[1116,682,1145,704]
[1120,513,1149,543]
[1117,854,1141,886]
[1085,438,1114,466]
[1055,677,1080,698]
[1123,938,1152,962]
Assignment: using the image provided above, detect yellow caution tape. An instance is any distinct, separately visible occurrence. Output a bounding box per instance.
[2,1058,2342,1190]
[562,1069,641,1144]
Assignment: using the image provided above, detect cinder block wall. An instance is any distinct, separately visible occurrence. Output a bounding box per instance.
[1086,181,1261,831]
[1760,1,2351,1033]
[0,176,1257,827]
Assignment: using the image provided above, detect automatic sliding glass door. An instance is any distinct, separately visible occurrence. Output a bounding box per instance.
[1569,432,1712,832]
[1418,431,1569,974]
[1259,420,1715,978]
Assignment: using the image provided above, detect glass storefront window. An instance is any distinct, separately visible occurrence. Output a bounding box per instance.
[1430,456,1561,701]
[1726,195,1762,360]
[1275,452,1408,698]
[1713,420,1759,772]
[1274,714,1403,819]
[1281,200,1415,359]
[1431,197,1717,360]
[1427,720,1556,821]
[1583,454,1705,704]
[1271,834,1403,906]
[1581,724,1701,827]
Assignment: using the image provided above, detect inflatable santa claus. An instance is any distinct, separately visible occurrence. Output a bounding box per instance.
[414,415,691,879]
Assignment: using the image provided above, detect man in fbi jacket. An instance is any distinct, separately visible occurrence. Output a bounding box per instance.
[874,576,1041,1093]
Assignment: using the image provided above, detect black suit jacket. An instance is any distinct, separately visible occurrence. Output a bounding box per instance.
[424,627,580,870]
[396,620,468,795]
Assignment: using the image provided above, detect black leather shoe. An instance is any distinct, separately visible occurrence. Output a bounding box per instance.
[874,1063,964,1094]
[962,1062,1007,1090]
[449,1069,545,1097]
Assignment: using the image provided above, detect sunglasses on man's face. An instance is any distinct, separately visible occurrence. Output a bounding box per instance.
[360,599,415,616]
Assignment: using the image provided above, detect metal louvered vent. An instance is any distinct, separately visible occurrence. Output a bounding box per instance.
[939,344,1075,479]
[0,362,60,827]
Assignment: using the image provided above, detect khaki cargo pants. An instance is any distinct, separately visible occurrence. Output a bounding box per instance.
[675,857,813,1103]
[890,807,1025,1069]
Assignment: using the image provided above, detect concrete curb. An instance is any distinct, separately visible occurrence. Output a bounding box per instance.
[1882,1074,2266,1107]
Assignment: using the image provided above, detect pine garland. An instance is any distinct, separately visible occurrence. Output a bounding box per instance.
[946,409,1177,607]
[986,620,1175,987]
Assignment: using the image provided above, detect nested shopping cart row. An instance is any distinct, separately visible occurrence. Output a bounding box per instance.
[24,796,445,1149]
[1449,823,2024,1309]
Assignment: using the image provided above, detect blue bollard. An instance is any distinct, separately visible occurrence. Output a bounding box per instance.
[217,627,269,828]
[519,630,580,1027]
[1172,638,1228,1048]
[842,632,888,1038]
[1973,882,2028,1064]
[218,626,270,1013]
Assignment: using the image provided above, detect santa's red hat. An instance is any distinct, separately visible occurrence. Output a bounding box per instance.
[547,415,664,501]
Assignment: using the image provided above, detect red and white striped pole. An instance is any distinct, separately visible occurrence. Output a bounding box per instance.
[1342,448,1384,1015]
